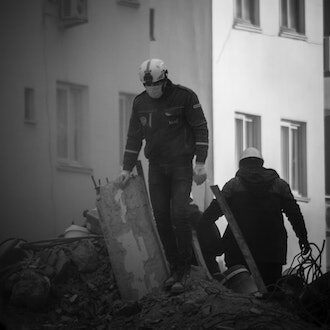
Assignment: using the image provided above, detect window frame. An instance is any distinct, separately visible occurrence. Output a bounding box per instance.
[119,92,136,165]
[233,0,261,33]
[279,0,306,41]
[280,119,308,198]
[56,81,91,173]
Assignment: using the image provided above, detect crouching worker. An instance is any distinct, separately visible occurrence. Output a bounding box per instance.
[201,147,311,289]
[188,202,224,279]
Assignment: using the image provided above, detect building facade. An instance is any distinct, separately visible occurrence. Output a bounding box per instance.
[212,0,326,270]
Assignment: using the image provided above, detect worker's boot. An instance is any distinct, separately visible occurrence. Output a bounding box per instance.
[170,265,191,294]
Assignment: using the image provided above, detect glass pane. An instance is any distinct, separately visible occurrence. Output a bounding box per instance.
[119,97,125,163]
[71,89,82,161]
[281,126,289,182]
[281,0,288,27]
[236,0,242,18]
[291,127,299,191]
[243,0,251,22]
[288,0,298,30]
[57,89,68,158]
[246,120,253,147]
[236,118,244,165]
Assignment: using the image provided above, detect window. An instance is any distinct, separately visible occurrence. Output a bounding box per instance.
[56,82,88,167]
[235,112,261,166]
[150,8,155,41]
[24,87,36,123]
[280,0,305,37]
[119,93,136,164]
[281,120,307,197]
[234,0,260,28]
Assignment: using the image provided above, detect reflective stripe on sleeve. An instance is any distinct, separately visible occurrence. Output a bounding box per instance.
[196,142,208,146]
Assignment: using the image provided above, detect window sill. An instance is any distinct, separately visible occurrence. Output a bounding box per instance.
[233,19,262,34]
[24,119,37,125]
[117,0,140,8]
[279,28,307,41]
[294,196,310,203]
[57,161,93,174]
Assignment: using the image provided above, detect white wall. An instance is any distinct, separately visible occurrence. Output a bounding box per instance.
[212,0,326,270]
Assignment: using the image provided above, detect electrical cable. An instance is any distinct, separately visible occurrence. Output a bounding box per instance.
[273,241,329,328]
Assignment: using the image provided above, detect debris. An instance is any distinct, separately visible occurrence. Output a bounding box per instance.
[0,236,324,329]
[10,270,50,310]
[69,239,98,273]
[83,208,103,235]
[69,294,78,303]
[114,300,141,317]
[181,299,199,314]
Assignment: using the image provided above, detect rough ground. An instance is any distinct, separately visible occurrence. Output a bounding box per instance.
[0,237,322,330]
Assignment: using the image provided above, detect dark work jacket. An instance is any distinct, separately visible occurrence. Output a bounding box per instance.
[203,166,308,265]
[123,80,208,171]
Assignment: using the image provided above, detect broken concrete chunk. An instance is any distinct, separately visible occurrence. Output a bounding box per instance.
[69,240,98,273]
[47,250,58,267]
[181,299,199,315]
[54,250,71,277]
[43,265,55,278]
[114,300,141,317]
[10,270,50,310]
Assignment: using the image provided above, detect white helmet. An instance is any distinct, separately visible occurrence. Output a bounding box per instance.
[240,147,263,162]
[138,59,168,85]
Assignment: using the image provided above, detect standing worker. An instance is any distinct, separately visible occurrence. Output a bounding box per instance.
[117,59,209,293]
[201,147,310,289]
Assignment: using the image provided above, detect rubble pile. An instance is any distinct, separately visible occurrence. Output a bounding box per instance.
[111,278,321,329]
[0,237,322,330]
[0,237,120,329]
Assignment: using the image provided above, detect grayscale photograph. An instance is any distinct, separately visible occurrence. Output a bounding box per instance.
[0,0,329,329]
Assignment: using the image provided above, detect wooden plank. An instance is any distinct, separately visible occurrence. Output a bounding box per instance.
[96,175,169,301]
[135,161,169,275]
[210,185,267,293]
[191,229,213,280]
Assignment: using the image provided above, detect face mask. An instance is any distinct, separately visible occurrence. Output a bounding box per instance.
[145,85,163,99]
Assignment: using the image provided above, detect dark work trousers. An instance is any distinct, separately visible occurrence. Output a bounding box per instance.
[256,262,283,288]
[189,206,224,275]
[148,163,193,270]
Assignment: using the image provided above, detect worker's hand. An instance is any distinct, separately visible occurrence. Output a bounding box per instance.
[193,163,207,185]
[117,170,131,189]
[299,239,311,256]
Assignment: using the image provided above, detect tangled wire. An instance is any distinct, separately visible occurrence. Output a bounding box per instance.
[275,241,330,327]
[286,240,325,285]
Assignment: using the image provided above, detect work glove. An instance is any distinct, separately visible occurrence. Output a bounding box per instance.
[117,170,131,189]
[193,163,207,185]
[299,239,311,256]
